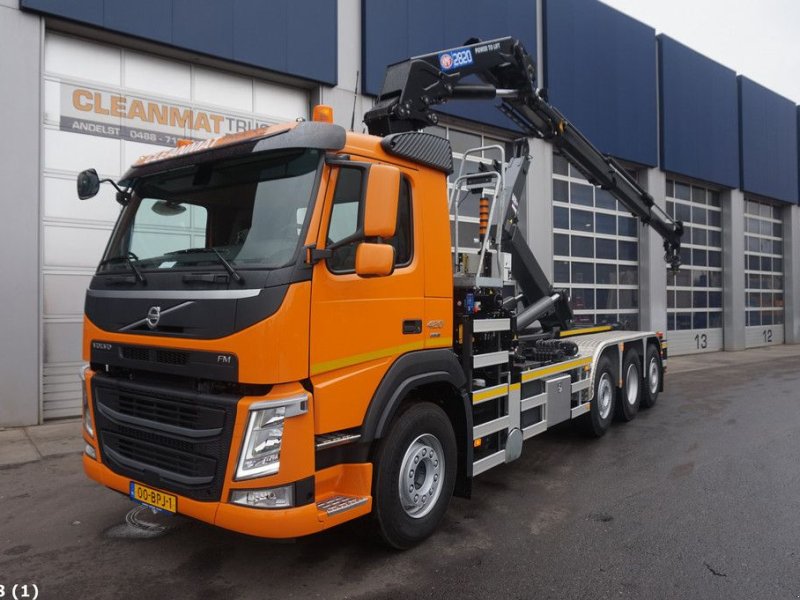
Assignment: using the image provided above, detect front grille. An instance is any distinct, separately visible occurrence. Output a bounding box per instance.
[122,346,149,361]
[156,350,188,365]
[105,432,216,483]
[115,391,222,431]
[92,373,239,502]
[121,345,189,366]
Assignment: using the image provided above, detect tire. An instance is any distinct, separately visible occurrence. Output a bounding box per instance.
[641,343,662,409]
[372,402,457,549]
[615,348,641,422]
[580,356,616,437]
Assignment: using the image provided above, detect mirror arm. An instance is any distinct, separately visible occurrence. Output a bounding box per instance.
[305,244,333,265]
[98,178,132,205]
[99,178,123,193]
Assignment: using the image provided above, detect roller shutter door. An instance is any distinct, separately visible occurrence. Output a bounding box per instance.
[41,32,309,419]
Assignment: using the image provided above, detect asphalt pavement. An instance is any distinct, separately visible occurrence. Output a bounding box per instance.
[1,346,799,599]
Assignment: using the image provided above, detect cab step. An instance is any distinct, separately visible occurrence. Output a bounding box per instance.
[317,495,368,516]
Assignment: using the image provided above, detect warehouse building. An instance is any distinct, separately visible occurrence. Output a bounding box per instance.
[0,0,797,426]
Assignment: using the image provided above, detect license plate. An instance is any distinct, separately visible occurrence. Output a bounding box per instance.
[129,482,177,514]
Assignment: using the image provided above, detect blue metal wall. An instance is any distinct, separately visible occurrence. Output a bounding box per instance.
[361,0,537,132]
[738,76,799,204]
[658,35,739,189]
[543,0,658,167]
[20,0,338,85]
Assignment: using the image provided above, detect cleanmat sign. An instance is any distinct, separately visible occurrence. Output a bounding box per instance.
[59,83,272,145]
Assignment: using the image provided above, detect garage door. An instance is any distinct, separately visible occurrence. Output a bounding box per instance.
[41,32,309,419]
[552,153,640,330]
[744,197,785,348]
[665,179,724,355]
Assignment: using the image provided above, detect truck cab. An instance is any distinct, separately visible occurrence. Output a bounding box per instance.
[81,118,465,542]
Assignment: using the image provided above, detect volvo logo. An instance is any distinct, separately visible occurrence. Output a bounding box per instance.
[146,306,161,329]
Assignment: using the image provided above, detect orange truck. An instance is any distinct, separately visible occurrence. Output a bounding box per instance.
[78,37,682,548]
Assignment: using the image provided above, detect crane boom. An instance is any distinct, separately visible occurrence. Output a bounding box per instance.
[364,36,684,271]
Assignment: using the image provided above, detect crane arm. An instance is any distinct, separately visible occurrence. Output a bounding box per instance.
[364,36,684,271]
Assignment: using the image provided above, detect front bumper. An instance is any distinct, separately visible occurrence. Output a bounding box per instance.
[83,453,372,538]
[83,369,373,539]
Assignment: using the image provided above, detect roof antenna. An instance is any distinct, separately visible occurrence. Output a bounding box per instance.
[349,70,360,132]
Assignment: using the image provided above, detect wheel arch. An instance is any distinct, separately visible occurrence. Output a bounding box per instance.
[360,349,473,498]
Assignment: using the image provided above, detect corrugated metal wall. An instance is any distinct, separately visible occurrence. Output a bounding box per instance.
[20,0,338,85]
[361,0,537,132]
[738,76,799,204]
[658,35,739,189]
[543,0,658,167]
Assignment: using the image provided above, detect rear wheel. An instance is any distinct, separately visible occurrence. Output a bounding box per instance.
[581,356,615,437]
[615,349,641,422]
[372,402,456,549]
[641,343,662,409]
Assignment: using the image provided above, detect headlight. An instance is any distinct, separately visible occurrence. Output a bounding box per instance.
[236,394,308,480]
[80,365,93,438]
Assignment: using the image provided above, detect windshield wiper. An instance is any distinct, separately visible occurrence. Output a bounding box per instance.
[98,252,146,283]
[166,248,243,283]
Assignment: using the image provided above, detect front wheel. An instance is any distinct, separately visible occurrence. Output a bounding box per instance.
[372,402,456,549]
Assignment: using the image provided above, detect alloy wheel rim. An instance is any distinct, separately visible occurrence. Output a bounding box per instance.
[398,433,444,519]
[648,357,659,394]
[598,374,613,420]
[626,363,640,406]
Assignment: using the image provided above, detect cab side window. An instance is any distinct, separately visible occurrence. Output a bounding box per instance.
[327,168,363,273]
[326,167,413,273]
[389,178,413,266]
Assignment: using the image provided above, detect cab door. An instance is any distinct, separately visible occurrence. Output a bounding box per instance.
[309,163,424,434]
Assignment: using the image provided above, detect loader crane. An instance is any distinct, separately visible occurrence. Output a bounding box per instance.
[364,35,683,333]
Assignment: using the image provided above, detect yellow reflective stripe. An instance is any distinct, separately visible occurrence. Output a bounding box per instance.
[559,326,613,338]
[472,384,509,404]
[311,341,424,375]
[509,383,521,391]
[521,356,593,382]
[310,337,453,376]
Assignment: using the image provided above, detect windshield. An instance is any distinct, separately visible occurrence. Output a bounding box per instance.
[99,148,321,274]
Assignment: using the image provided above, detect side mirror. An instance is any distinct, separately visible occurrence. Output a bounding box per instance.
[77,169,101,200]
[363,164,400,238]
[355,243,395,277]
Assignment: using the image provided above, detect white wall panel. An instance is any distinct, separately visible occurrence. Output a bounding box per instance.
[43,223,111,268]
[254,80,309,120]
[44,129,121,177]
[45,33,121,85]
[666,329,723,355]
[43,321,83,363]
[43,273,92,315]
[123,51,191,100]
[42,363,84,420]
[745,325,784,348]
[43,322,83,365]
[44,176,122,223]
[193,66,253,112]
[43,79,60,125]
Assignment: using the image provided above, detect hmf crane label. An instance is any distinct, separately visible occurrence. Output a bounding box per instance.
[438,48,473,70]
